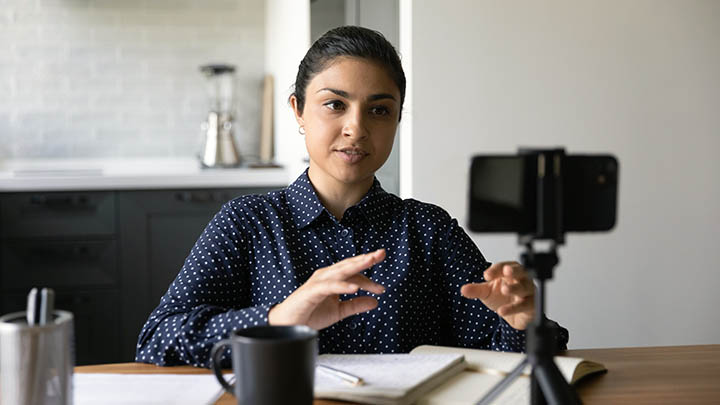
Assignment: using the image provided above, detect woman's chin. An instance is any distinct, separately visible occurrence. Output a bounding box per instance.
[331,166,375,185]
[309,159,379,187]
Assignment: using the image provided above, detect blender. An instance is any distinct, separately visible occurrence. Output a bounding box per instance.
[199,64,241,168]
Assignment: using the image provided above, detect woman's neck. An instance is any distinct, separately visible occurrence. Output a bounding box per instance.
[307,165,374,221]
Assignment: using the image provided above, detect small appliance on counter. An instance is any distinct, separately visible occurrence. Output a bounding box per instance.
[199,64,242,168]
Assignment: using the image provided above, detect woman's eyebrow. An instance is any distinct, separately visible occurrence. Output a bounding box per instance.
[317,87,396,102]
[317,87,349,98]
[368,93,396,102]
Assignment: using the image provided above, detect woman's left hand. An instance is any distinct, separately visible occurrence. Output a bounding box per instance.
[460,261,535,330]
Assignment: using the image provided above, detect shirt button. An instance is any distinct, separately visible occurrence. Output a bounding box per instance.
[348,322,359,330]
[341,229,349,237]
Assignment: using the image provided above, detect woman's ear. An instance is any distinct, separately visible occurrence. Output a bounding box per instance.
[289,95,305,128]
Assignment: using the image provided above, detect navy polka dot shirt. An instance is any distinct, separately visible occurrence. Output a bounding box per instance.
[136,169,568,368]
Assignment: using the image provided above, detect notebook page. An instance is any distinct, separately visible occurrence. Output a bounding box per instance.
[418,370,530,405]
[412,345,584,382]
[315,353,464,399]
[74,373,232,405]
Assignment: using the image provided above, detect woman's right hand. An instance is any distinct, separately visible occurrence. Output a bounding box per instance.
[268,249,387,330]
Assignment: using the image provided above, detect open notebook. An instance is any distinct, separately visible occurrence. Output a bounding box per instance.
[314,353,466,405]
[314,346,606,405]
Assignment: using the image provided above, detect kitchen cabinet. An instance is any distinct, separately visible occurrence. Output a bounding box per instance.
[116,187,273,362]
[0,186,277,365]
[2,290,121,365]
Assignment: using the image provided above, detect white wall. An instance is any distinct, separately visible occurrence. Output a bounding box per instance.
[266,0,310,182]
[406,0,720,348]
[348,0,401,195]
[0,0,265,159]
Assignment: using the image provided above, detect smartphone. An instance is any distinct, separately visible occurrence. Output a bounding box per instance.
[468,153,618,234]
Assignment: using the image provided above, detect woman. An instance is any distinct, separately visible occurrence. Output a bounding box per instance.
[136,26,567,368]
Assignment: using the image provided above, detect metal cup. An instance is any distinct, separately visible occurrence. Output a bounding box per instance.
[211,325,318,405]
[0,310,74,405]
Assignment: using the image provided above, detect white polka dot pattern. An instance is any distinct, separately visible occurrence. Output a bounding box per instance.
[135,169,568,368]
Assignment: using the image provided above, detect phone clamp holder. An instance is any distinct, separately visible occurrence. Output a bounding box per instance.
[476,149,581,405]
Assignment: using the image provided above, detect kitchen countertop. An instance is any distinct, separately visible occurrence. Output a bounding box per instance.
[0,158,289,192]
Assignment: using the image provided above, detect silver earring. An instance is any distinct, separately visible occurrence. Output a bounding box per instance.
[298,126,306,135]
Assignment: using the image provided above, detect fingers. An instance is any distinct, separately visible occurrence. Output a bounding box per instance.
[312,249,386,294]
[300,249,387,304]
[298,280,357,306]
[347,274,386,295]
[337,297,379,319]
[460,282,492,300]
[500,278,534,298]
[332,249,386,279]
[497,297,534,317]
[484,262,533,297]
[272,250,387,328]
[484,261,525,281]
[322,280,360,296]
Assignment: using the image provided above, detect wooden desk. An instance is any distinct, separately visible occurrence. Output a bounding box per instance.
[75,344,720,404]
[566,345,720,404]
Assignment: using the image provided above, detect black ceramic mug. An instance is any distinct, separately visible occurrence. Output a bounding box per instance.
[210,325,318,405]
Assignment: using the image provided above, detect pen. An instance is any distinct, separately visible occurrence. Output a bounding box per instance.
[317,364,364,386]
[27,287,40,326]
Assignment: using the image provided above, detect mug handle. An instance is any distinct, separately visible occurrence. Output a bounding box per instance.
[210,339,234,394]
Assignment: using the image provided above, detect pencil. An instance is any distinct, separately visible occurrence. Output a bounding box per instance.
[317,364,365,386]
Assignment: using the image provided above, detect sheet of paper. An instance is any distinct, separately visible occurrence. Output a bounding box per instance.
[412,345,583,382]
[315,353,464,399]
[418,370,529,405]
[74,373,232,405]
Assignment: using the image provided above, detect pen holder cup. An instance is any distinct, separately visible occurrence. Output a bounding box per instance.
[210,325,317,405]
[0,310,74,405]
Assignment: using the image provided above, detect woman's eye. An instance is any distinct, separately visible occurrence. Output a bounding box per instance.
[324,100,345,111]
[370,106,390,116]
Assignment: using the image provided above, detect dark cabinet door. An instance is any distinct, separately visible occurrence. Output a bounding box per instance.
[0,191,116,238]
[117,188,276,361]
[0,191,121,365]
[2,290,121,366]
[146,212,214,303]
[1,239,118,290]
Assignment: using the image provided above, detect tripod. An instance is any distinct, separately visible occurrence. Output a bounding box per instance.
[476,241,581,405]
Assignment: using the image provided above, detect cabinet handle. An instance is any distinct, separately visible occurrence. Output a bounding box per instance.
[20,244,95,260]
[174,192,193,202]
[174,191,226,203]
[30,194,92,209]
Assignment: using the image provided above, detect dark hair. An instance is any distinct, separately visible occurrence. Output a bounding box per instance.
[291,26,406,121]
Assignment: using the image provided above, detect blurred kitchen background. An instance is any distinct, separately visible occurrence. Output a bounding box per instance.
[1,0,719,366]
[0,0,399,192]
[0,0,401,365]
[1,0,265,159]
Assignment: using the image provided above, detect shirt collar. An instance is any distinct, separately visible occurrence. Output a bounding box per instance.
[286,169,393,229]
[354,177,393,226]
[286,169,326,229]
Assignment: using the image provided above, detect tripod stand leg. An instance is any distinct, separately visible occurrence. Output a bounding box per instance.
[475,358,529,405]
[531,369,547,405]
[532,360,581,405]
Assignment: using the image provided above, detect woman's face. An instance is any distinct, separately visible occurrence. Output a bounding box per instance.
[292,57,401,190]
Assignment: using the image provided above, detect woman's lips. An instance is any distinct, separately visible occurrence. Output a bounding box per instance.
[334,149,368,164]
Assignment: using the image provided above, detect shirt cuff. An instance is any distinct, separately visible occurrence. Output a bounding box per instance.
[233,302,275,328]
[498,317,527,352]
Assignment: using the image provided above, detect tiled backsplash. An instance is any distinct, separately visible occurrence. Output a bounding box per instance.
[0,0,265,160]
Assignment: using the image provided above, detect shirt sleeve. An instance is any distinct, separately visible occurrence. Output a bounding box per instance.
[135,202,274,368]
[435,214,569,352]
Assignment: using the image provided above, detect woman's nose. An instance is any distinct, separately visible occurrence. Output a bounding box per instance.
[342,110,368,140]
